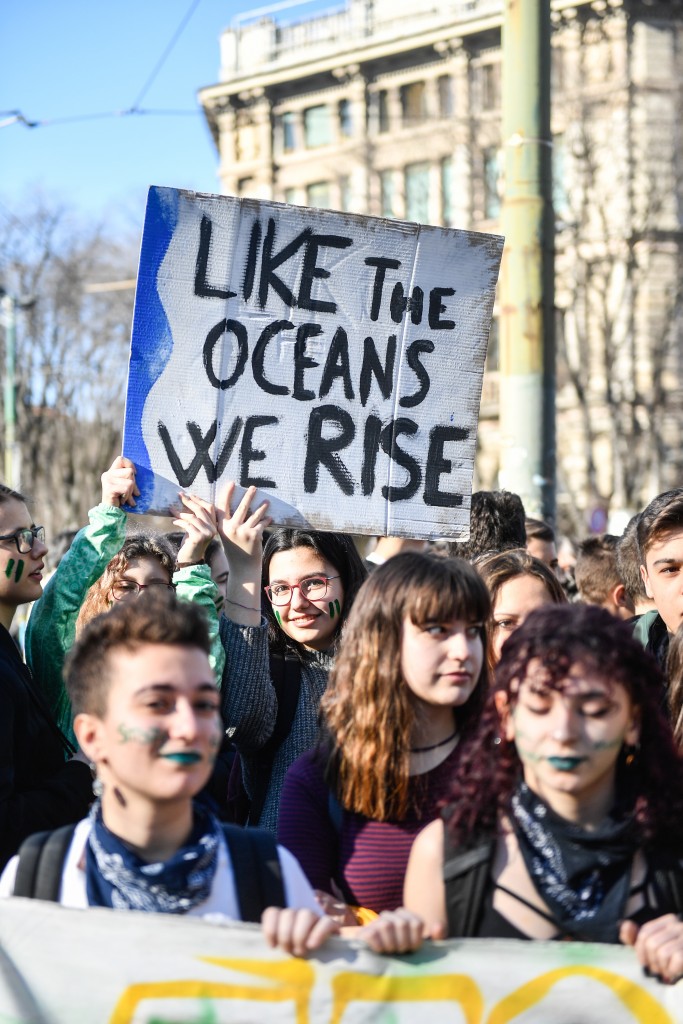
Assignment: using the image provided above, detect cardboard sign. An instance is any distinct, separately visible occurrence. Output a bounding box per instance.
[1,900,681,1023]
[123,187,503,539]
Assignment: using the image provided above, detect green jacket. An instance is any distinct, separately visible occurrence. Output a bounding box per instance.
[25,504,224,746]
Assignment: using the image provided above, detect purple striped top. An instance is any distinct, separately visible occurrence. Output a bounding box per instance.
[277,745,461,913]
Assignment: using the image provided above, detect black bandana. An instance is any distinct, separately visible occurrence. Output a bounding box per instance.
[511,782,637,942]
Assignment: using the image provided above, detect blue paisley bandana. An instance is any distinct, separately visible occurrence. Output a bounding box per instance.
[85,800,222,913]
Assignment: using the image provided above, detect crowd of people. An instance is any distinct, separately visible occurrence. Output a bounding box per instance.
[2,461,683,979]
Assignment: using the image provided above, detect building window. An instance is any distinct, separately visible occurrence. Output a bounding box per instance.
[483,147,501,219]
[339,99,353,137]
[441,157,454,227]
[380,170,395,218]
[307,181,331,208]
[339,175,351,212]
[405,162,430,222]
[304,105,332,148]
[438,75,454,118]
[377,90,389,133]
[284,187,298,205]
[282,111,297,153]
[480,63,501,111]
[401,81,426,126]
[238,177,253,196]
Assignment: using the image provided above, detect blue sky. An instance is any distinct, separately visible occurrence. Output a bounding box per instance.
[1,0,333,234]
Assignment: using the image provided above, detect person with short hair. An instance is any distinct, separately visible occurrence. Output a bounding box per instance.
[404,604,683,980]
[635,489,683,670]
[524,518,560,576]
[0,484,92,870]
[616,514,657,618]
[453,490,527,562]
[575,534,635,621]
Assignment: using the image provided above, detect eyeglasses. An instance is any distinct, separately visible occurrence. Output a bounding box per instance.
[264,575,340,607]
[111,580,176,601]
[0,525,45,554]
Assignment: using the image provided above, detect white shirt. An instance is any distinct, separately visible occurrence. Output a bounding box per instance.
[0,818,320,919]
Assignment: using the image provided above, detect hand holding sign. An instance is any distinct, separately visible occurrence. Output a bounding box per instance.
[172,492,220,567]
[101,456,140,509]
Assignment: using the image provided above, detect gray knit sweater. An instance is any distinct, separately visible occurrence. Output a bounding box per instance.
[219,614,333,832]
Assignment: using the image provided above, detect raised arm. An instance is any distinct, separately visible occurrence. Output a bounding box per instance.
[216,483,271,627]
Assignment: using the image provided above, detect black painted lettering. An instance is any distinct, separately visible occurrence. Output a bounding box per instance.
[243,219,262,301]
[298,234,353,314]
[364,257,401,321]
[203,319,249,390]
[258,218,309,309]
[359,334,397,407]
[240,415,278,488]
[194,215,237,300]
[158,416,243,487]
[428,287,456,330]
[423,425,468,507]
[361,414,382,495]
[390,282,424,325]
[293,323,322,401]
[304,405,356,496]
[379,418,421,501]
[319,326,355,401]
[399,339,435,409]
[252,320,293,396]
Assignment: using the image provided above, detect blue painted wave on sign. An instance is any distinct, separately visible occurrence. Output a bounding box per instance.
[122,186,178,512]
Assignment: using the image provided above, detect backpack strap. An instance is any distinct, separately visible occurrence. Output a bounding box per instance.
[13,825,77,901]
[221,823,285,923]
[652,863,683,917]
[443,837,495,938]
[247,654,303,825]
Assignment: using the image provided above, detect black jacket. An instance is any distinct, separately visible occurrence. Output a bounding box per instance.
[0,625,92,869]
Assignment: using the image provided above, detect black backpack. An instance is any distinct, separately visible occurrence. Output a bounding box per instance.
[13,821,285,923]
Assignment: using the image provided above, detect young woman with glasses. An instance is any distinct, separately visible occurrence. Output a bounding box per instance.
[25,457,224,746]
[216,483,367,832]
[0,483,92,869]
[276,551,490,923]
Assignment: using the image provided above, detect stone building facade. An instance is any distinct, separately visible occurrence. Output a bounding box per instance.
[199,0,683,533]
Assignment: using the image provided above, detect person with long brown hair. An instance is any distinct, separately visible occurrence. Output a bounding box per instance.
[476,547,566,670]
[277,551,490,921]
[404,604,683,980]
[667,624,683,747]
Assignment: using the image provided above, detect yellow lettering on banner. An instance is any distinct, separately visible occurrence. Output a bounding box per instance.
[108,958,314,1024]
[485,966,673,1024]
[330,971,484,1024]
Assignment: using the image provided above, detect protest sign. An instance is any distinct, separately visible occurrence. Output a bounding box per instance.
[0,899,681,1024]
[123,187,503,538]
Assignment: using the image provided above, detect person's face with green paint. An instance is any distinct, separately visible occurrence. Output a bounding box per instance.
[267,546,344,651]
[0,498,49,610]
[75,642,222,809]
[501,664,640,818]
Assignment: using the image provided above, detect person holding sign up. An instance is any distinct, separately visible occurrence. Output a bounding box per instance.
[216,483,366,833]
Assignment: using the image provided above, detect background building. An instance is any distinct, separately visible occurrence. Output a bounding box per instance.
[199,0,683,534]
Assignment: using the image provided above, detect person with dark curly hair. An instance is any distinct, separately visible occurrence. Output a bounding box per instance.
[277,552,490,923]
[404,604,683,980]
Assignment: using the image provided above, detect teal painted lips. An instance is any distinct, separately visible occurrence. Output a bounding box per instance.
[547,756,586,771]
[162,752,202,765]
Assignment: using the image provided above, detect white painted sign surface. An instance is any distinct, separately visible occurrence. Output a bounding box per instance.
[123,187,503,539]
[0,900,680,1024]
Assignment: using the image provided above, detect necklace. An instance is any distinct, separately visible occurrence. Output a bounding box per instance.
[410,728,458,754]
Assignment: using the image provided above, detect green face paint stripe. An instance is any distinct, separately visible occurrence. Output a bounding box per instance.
[328,602,335,618]
[14,559,24,583]
[274,609,282,625]
[334,598,341,615]
[5,559,14,579]
[116,723,166,745]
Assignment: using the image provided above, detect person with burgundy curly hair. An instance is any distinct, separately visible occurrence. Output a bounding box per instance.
[404,604,683,981]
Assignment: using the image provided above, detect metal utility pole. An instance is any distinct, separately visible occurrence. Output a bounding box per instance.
[498,0,555,522]
[1,289,36,490]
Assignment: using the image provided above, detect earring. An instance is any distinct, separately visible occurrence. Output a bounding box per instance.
[90,763,104,799]
[624,742,640,767]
